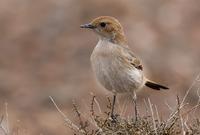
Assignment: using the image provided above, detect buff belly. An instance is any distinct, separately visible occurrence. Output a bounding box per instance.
[91,54,144,93]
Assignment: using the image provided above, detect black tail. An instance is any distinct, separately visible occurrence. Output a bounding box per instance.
[145,81,169,90]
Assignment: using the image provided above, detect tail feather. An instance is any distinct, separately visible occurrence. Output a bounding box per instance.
[145,81,169,90]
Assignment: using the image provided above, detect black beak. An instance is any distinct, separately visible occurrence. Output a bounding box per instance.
[80,23,96,29]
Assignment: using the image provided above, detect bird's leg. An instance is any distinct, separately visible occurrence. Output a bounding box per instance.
[132,91,138,121]
[111,94,116,120]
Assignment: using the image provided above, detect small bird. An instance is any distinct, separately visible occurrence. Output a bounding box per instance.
[81,16,168,118]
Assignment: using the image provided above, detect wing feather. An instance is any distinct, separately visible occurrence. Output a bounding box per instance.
[119,46,143,70]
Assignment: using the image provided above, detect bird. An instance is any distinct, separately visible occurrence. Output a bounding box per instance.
[80,16,168,119]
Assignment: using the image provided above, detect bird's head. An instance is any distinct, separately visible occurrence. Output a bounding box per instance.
[81,16,127,45]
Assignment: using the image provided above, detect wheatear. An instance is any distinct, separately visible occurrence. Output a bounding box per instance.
[81,16,168,118]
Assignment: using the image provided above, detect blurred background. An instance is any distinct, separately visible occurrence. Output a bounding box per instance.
[0,0,200,134]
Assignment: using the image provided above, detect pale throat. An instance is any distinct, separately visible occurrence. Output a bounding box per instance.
[98,32,127,46]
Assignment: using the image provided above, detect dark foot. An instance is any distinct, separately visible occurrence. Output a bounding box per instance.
[111,113,118,123]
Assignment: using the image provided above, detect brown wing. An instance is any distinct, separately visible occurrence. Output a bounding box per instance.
[119,46,143,70]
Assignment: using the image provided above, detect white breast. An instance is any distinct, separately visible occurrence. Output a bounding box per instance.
[90,39,144,93]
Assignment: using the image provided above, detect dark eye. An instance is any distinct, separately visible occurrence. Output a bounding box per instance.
[100,22,106,27]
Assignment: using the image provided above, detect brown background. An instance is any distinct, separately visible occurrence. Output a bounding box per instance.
[0,0,200,134]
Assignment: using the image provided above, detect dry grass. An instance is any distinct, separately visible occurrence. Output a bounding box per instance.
[50,75,200,135]
[0,103,10,135]
[50,95,200,135]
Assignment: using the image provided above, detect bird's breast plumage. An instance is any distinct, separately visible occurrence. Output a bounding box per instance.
[91,39,144,93]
